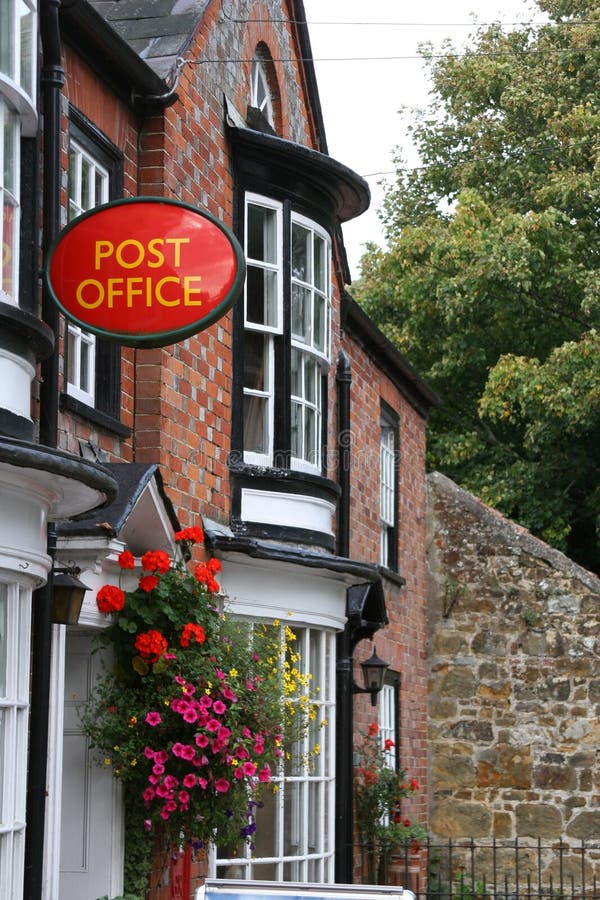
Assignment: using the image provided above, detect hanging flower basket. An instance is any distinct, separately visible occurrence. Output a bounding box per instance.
[82,526,316,897]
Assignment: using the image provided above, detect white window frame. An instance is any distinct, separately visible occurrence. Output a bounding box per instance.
[290,213,331,474]
[379,682,397,769]
[0,581,32,900]
[66,138,109,407]
[250,58,274,128]
[0,101,19,306]
[380,418,396,568]
[213,624,336,883]
[243,194,283,467]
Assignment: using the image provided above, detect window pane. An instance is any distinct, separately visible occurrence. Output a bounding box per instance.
[304,408,316,463]
[290,347,301,397]
[244,395,268,454]
[291,284,311,343]
[244,331,266,392]
[2,199,16,300]
[314,234,326,292]
[248,204,277,264]
[304,356,317,404]
[67,329,77,385]
[247,266,277,327]
[0,586,6,697]
[3,116,15,194]
[314,295,326,354]
[80,339,90,392]
[292,223,311,282]
[19,1,34,97]
[81,156,92,210]
[291,401,302,459]
[0,1,15,81]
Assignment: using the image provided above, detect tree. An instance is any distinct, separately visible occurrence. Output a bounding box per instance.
[354,0,600,572]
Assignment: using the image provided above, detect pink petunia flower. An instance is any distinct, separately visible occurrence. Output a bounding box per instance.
[214,778,230,793]
[145,711,162,726]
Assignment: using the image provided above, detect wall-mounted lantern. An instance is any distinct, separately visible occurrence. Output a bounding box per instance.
[51,566,89,625]
[353,646,390,706]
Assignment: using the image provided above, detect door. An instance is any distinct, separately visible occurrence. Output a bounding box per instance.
[59,632,123,900]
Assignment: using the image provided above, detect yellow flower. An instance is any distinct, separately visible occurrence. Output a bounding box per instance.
[113,745,120,751]
[273,619,280,627]
[229,668,238,678]
[128,716,137,728]
[131,758,137,766]
[104,758,111,767]
[313,743,321,756]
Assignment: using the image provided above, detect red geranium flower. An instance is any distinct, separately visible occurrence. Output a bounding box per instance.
[139,574,159,593]
[174,526,204,544]
[141,550,170,574]
[194,562,220,593]
[180,622,206,647]
[96,584,125,614]
[135,629,168,662]
[118,550,135,569]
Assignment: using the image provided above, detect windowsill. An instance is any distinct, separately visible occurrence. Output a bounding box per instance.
[60,393,131,438]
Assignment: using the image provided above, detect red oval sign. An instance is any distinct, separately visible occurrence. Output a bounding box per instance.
[44,198,245,347]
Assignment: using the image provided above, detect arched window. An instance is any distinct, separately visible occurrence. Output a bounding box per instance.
[250,56,274,128]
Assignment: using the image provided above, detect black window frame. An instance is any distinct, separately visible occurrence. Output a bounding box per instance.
[59,108,128,435]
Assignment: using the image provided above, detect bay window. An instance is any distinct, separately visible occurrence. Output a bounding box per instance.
[216,624,336,882]
[242,193,331,473]
[0,582,31,899]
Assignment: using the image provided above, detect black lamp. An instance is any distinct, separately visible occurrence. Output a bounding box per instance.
[353,645,390,706]
[51,567,89,625]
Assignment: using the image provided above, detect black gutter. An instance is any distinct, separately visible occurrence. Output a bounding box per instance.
[336,350,351,558]
[24,3,63,895]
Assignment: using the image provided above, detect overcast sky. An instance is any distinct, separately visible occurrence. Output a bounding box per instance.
[302,0,542,280]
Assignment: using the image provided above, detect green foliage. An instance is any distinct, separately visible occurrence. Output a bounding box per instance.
[355,0,600,572]
[82,530,316,896]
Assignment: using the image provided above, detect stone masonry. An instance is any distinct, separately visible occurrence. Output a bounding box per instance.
[426,472,600,863]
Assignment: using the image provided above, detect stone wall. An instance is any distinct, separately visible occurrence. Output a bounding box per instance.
[426,471,600,847]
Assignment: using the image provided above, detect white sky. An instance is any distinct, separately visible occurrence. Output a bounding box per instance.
[302,0,542,280]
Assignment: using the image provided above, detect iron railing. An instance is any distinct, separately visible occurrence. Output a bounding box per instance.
[357,838,600,899]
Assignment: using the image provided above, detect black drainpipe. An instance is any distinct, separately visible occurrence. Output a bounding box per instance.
[24,1,64,896]
[335,349,353,882]
[336,349,351,558]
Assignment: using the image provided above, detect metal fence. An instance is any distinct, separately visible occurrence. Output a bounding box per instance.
[358,838,600,899]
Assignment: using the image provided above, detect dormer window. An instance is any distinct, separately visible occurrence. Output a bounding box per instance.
[250,57,274,128]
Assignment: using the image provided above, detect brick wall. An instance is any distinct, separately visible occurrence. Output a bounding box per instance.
[342,327,430,830]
